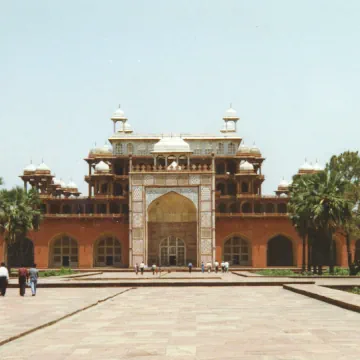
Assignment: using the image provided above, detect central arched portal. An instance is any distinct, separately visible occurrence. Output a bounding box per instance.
[147,191,197,266]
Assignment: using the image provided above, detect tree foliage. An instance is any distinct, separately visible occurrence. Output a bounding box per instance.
[289,151,360,275]
[0,186,42,246]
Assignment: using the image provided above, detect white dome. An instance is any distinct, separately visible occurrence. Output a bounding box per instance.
[278,178,289,188]
[239,160,254,171]
[223,107,239,119]
[36,162,51,172]
[67,181,77,189]
[53,178,61,185]
[250,144,261,155]
[153,137,191,153]
[90,144,112,155]
[60,180,67,188]
[167,161,180,170]
[23,163,36,173]
[95,161,110,172]
[111,106,127,120]
[237,142,250,154]
[313,160,323,171]
[300,160,313,171]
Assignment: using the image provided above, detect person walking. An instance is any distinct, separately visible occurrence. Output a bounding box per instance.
[224,261,229,273]
[206,262,212,273]
[134,263,139,275]
[29,263,39,296]
[18,265,29,296]
[221,261,225,273]
[214,260,219,273]
[188,262,193,274]
[140,261,145,275]
[0,262,9,296]
[151,263,156,275]
[201,261,205,273]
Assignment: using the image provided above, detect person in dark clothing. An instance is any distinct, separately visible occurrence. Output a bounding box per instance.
[18,265,29,296]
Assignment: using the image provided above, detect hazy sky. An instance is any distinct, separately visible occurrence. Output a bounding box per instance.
[1,0,359,194]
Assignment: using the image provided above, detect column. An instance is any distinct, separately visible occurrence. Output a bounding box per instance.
[128,155,133,267]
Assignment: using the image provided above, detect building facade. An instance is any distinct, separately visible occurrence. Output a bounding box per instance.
[0,106,355,268]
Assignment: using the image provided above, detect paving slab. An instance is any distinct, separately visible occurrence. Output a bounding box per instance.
[284,284,360,313]
[0,288,129,346]
[1,287,360,359]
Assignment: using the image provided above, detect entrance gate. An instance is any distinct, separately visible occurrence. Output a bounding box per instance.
[159,236,185,266]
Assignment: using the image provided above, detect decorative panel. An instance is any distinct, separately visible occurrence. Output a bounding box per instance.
[132,240,143,254]
[178,176,188,186]
[155,176,165,185]
[201,228,212,238]
[144,175,154,185]
[132,186,143,201]
[201,239,212,255]
[133,213,143,228]
[132,228,143,239]
[201,201,211,212]
[189,174,201,185]
[132,176,142,185]
[201,212,211,227]
[200,186,211,201]
[132,202,143,213]
[166,175,177,186]
[201,175,212,185]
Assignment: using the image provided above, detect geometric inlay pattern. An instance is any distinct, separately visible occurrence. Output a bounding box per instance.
[189,174,201,185]
[200,186,211,201]
[201,239,212,254]
[200,212,211,227]
[132,186,143,201]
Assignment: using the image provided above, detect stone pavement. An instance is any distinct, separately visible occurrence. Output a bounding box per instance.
[1,287,360,359]
[0,288,129,345]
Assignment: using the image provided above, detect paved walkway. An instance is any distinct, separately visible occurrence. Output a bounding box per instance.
[0,288,127,345]
[1,287,360,359]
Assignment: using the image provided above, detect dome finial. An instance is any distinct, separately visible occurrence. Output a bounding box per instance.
[230,102,232,108]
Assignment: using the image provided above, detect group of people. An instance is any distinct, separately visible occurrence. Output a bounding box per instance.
[132,260,230,275]
[194,260,229,273]
[0,262,39,297]
[134,262,161,275]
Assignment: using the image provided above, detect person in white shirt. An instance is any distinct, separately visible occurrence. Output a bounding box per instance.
[0,262,9,296]
[221,261,225,273]
[206,262,212,273]
[214,260,219,273]
[224,261,229,273]
[140,261,145,275]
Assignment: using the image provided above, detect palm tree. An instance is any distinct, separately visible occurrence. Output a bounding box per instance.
[327,152,360,273]
[308,170,352,274]
[289,174,315,273]
[0,187,42,266]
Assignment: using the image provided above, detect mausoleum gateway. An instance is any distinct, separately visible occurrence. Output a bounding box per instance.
[0,106,353,268]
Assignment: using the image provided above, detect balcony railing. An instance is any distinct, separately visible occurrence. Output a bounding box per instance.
[130,164,212,172]
[216,212,289,218]
[44,213,128,219]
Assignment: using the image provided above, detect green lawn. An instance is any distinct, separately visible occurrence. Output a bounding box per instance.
[256,267,359,276]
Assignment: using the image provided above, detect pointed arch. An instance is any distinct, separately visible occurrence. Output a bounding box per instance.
[267,234,294,266]
[49,233,78,268]
[93,233,122,267]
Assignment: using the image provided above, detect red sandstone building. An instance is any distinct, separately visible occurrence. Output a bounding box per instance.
[1,106,357,268]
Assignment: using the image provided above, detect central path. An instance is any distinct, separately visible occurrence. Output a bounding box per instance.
[1,287,360,359]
